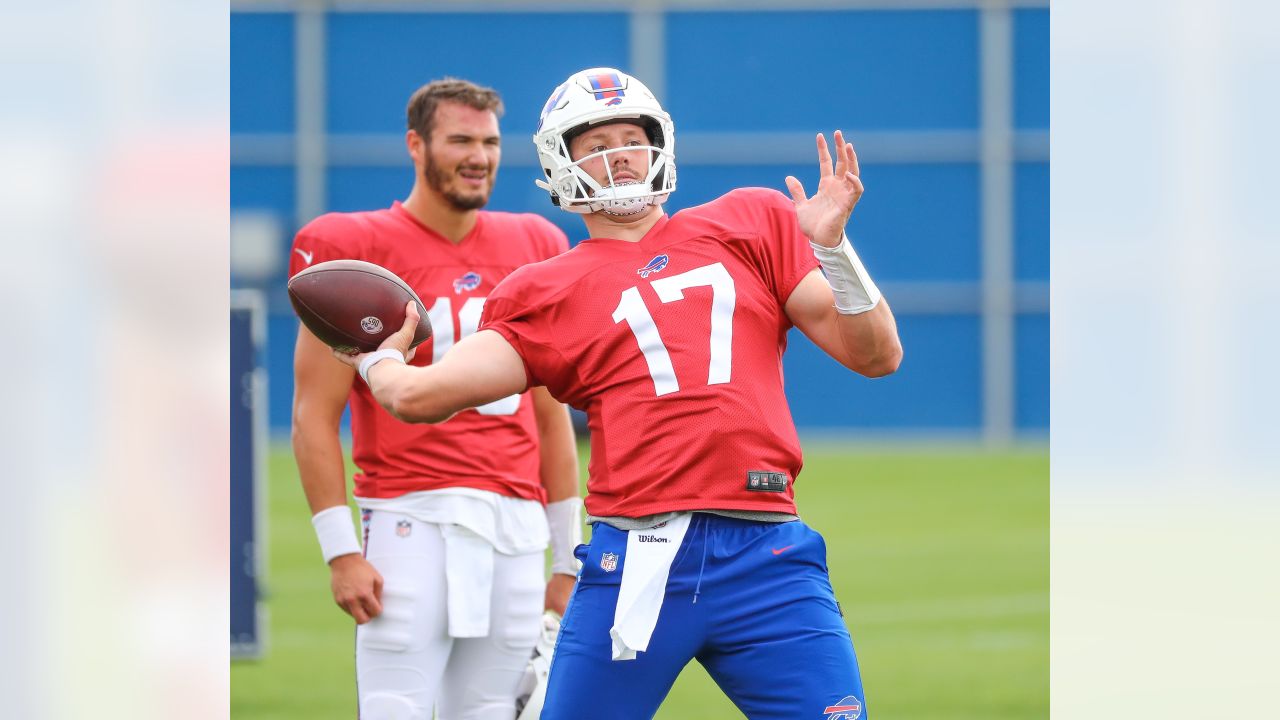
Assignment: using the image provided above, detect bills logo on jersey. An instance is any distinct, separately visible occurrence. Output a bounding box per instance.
[453,271,482,294]
[637,254,669,278]
[822,695,863,720]
[600,552,619,573]
[589,72,626,101]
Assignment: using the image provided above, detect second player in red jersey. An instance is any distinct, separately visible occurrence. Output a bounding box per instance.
[290,78,582,720]
[291,202,566,502]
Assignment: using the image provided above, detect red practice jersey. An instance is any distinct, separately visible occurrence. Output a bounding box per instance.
[290,202,569,501]
[481,188,819,518]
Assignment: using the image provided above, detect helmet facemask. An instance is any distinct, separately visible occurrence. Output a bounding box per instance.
[548,130,674,216]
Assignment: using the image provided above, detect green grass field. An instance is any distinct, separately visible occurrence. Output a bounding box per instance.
[232,442,1047,719]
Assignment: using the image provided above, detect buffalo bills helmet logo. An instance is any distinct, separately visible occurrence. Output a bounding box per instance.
[637,254,669,279]
[823,695,863,720]
[588,72,626,101]
[453,271,482,294]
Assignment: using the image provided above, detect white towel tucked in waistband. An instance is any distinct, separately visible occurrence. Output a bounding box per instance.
[609,513,692,661]
[440,523,494,638]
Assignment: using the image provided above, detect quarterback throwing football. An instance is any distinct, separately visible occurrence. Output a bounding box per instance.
[339,68,902,719]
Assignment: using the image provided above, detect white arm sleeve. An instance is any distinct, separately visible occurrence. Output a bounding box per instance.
[810,232,882,315]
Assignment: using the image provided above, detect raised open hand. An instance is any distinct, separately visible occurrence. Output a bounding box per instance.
[784,130,864,249]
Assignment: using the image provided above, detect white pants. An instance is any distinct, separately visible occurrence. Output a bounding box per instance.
[357,510,544,720]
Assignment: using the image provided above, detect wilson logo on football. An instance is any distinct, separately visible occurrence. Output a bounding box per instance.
[360,316,383,334]
[453,271,482,294]
[637,254,669,279]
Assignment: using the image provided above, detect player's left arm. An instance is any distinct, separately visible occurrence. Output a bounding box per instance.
[333,302,529,423]
[532,386,581,616]
[786,271,901,377]
[783,130,903,378]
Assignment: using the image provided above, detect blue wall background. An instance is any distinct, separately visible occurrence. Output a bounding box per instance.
[231,3,1049,439]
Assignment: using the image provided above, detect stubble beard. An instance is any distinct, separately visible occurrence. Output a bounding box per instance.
[424,153,490,211]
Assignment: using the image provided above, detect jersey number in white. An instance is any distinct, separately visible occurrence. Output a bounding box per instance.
[426,296,520,415]
[611,262,736,397]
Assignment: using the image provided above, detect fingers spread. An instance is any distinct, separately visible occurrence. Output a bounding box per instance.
[784,175,807,203]
[816,133,833,177]
[846,139,861,178]
[833,130,847,177]
[847,172,864,196]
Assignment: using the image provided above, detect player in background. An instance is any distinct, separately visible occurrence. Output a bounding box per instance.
[337,68,903,718]
[289,78,582,720]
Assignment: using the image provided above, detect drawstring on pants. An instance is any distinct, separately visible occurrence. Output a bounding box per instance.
[692,515,710,604]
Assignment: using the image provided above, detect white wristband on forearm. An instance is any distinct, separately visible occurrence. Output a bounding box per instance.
[546,497,584,576]
[358,348,405,385]
[311,505,362,564]
[810,232,882,315]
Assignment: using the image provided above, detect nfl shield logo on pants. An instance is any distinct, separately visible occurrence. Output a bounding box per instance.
[395,520,412,538]
[600,552,619,573]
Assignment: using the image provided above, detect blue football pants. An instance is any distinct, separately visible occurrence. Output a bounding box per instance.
[540,513,867,720]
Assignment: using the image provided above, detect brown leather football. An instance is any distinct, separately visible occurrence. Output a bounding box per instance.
[287,259,432,353]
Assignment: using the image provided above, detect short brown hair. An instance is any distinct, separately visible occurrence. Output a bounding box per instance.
[406,78,504,140]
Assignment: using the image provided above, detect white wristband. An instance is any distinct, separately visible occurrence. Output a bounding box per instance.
[546,497,584,576]
[311,505,362,564]
[810,231,882,315]
[358,348,405,385]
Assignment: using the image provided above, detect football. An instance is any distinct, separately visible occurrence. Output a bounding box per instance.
[287,259,432,353]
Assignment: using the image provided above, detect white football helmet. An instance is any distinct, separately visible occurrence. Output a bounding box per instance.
[533,67,676,215]
[514,611,561,720]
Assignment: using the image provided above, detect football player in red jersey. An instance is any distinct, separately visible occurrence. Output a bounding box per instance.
[289,78,582,720]
[339,68,902,719]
